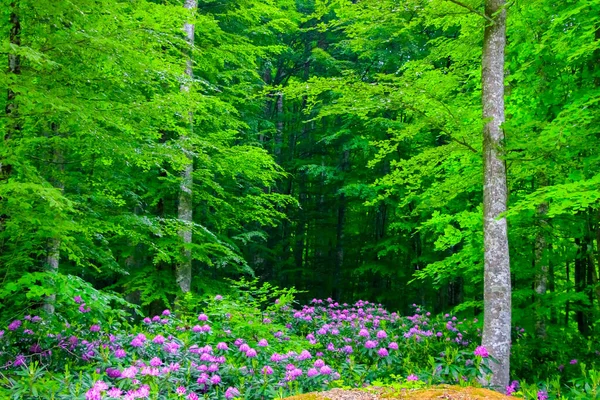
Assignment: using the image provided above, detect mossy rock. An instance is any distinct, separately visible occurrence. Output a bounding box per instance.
[284,385,512,400]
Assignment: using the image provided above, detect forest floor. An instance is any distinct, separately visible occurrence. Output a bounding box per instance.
[284,386,512,400]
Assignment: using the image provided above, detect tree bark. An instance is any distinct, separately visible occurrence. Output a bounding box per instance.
[176,0,197,294]
[334,150,349,300]
[574,237,588,336]
[42,135,64,314]
[481,0,511,390]
[274,93,284,161]
[534,198,549,338]
[2,1,21,178]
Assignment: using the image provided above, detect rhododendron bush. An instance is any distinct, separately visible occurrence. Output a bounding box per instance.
[0,281,596,399]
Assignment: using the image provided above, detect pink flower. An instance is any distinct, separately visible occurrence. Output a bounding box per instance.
[320,366,332,375]
[262,366,274,375]
[376,330,387,339]
[217,342,229,351]
[149,357,162,367]
[407,374,419,381]
[176,386,186,396]
[121,366,138,379]
[225,387,240,399]
[239,344,250,352]
[106,388,122,397]
[198,314,208,321]
[474,346,489,358]
[114,349,126,358]
[85,388,101,400]
[8,320,21,331]
[93,381,109,391]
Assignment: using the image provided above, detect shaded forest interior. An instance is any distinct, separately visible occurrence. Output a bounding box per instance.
[1,0,599,342]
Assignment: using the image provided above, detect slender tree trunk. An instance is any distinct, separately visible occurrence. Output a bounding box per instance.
[2,1,20,178]
[574,237,588,336]
[549,258,557,324]
[534,198,549,338]
[176,0,197,294]
[334,150,349,300]
[589,210,600,305]
[481,0,511,389]
[274,93,284,161]
[565,259,570,326]
[43,137,64,314]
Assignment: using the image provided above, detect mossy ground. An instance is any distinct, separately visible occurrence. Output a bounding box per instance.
[284,385,512,400]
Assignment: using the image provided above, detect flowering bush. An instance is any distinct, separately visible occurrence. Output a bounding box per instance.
[0,281,499,399]
[1,280,595,399]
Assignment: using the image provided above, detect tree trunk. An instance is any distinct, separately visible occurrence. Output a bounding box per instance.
[481,0,511,389]
[43,136,64,314]
[574,237,588,336]
[176,0,197,294]
[334,150,349,300]
[565,259,570,326]
[274,93,284,161]
[2,1,21,178]
[534,199,549,338]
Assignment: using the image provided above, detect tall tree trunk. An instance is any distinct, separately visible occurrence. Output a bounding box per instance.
[334,150,349,300]
[274,93,284,161]
[43,135,64,314]
[481,0,511,389]
[588,210,600,305]
[565,259,570,326]
[1,1,21,179]
[549,258,557,324]
[574,237,588,336]
[176,0,197,294]
[534,197,549,338]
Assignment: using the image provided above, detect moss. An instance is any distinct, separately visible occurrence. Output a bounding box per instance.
[381,385,512,399]
[284,386,514,400]
[284,394,331,400]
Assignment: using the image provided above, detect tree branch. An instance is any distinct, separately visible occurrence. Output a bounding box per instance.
[445,0,494,23]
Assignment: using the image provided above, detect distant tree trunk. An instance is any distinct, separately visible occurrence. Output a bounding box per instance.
[549,258,557,324]
[2,1,20,178]
[274,93,284,161]
[565,259,570,326]
[176,0,197,294]
[574,237,588,336]
[334,150,349,300]
[534,196,549,338]
[43,135,64,314]
[588,210,600,305]
[481,0,511,389]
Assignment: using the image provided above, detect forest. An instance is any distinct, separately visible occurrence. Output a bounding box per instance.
[0,0,599,399]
